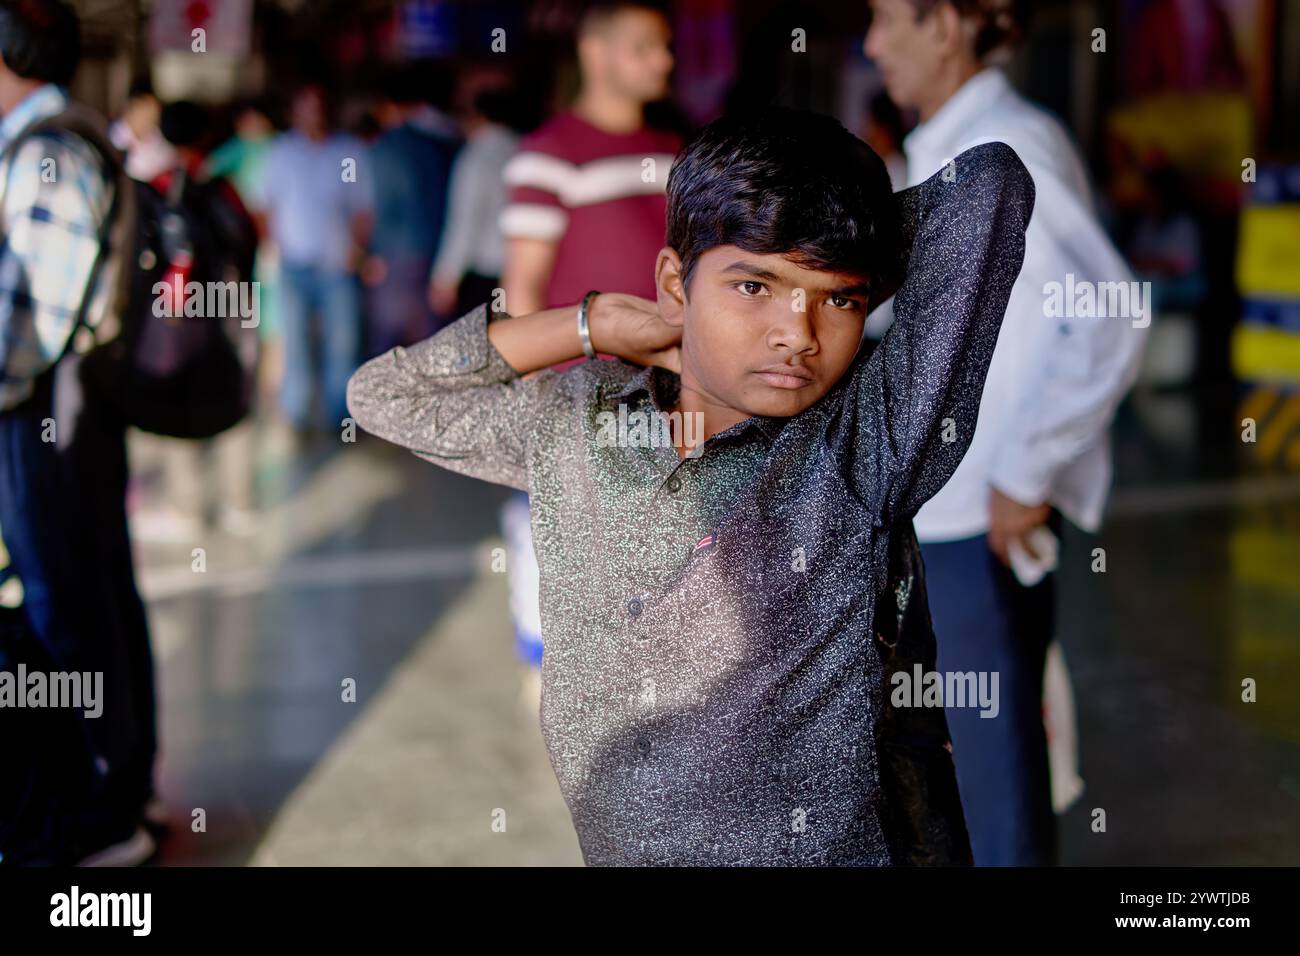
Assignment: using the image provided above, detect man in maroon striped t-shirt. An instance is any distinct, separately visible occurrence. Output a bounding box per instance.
[495,0,682,706]
[500,0,680,317]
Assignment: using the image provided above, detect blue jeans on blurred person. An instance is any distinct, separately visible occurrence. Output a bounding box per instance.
[278,262,361,430]
[920,527,1059,866]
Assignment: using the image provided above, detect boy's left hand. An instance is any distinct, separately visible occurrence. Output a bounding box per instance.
[590,293,682,373]
[987,487,1050,567]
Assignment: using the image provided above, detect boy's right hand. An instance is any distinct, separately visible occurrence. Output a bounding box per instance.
[589,293,682,373]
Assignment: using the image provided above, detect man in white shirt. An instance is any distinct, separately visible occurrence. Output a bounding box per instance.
[865,0,1149,864]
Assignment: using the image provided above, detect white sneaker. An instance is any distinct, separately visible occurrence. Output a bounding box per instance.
[77,825,157,867]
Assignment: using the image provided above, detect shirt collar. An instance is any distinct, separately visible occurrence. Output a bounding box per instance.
[0,84,69,149]
[607,365,787,445]
[904,67,1009,177]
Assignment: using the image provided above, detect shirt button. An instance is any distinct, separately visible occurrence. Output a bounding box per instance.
[666,475,682,493]
[636,736,652,754]
[627,597,643,618]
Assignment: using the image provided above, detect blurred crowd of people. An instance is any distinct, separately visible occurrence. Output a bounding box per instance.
[107,0,685,732]
[116,64,527,541]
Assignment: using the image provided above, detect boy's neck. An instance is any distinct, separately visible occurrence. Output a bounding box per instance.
[667,379,754,460]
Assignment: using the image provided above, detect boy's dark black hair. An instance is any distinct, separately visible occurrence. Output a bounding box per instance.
[0,0,80,86]
[666,107,899,298]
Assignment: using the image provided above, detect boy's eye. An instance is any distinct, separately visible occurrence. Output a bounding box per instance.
[829,293,863,311]
[734,280,768,297]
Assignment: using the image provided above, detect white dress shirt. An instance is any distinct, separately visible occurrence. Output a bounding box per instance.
[897,68,1148,541]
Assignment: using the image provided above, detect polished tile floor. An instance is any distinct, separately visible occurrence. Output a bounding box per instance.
[128,388,1300,865]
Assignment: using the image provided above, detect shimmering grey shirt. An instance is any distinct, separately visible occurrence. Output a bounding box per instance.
[347,142,1034,866]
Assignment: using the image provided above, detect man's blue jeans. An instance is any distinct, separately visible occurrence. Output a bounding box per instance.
[920,531,1058,866]
[278,262,361,430]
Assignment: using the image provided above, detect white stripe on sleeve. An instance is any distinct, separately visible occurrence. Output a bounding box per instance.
[499,203,569,241]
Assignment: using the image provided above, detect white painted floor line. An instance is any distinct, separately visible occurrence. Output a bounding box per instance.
[138,543,497,601]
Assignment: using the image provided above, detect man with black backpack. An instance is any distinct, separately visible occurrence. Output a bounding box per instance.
[0,0,158,865]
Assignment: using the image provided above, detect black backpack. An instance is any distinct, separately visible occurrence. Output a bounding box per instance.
[116,167,259,437]
[1,106,259,438]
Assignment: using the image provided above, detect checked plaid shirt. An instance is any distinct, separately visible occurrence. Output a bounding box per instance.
[0,83,115,413]
[0,84,116,609]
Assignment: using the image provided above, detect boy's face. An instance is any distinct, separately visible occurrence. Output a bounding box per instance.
[657,245,871,420]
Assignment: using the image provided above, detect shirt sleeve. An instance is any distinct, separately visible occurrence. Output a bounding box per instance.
[0,135,110,411]
[834,141,1035,526]
[499,143,569,242]
[985,164,1149,507]
[345,300,559,491]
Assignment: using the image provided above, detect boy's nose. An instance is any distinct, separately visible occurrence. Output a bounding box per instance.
[766,308,817,354]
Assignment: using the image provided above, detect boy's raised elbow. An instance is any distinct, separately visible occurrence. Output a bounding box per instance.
[964,141,1036,229]
[345,354,390,438]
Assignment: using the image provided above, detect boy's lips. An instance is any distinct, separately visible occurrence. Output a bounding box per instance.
[753,364,815,389]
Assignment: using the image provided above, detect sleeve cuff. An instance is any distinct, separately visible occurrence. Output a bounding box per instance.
[989,446,1056,507]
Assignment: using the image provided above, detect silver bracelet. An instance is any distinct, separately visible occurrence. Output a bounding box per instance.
[577,290,600,359]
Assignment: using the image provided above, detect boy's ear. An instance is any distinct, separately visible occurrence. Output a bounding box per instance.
[655,246,687,329]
